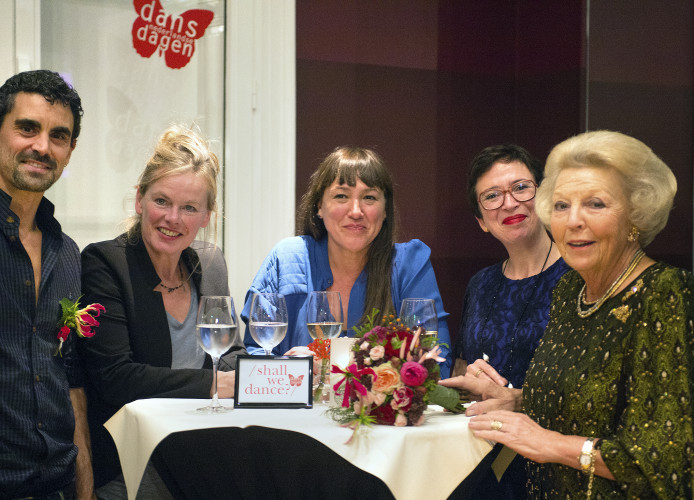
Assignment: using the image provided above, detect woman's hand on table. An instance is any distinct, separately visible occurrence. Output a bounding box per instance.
[438,372,521,415]
[468,410,558,463]
[468,410,615,479]
[215,371,236,398]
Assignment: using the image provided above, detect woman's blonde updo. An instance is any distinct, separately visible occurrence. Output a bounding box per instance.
[126,124,220,242]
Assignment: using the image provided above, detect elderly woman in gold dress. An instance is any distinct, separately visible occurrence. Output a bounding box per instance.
[451,130,693,498]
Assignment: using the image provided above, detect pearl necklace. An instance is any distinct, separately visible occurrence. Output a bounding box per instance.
[576,249,645,318]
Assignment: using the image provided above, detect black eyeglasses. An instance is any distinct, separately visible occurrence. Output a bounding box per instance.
[478,180,537,211]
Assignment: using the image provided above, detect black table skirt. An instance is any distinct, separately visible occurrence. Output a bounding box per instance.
[150,426,499,500]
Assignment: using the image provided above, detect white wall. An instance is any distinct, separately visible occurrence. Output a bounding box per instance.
[225,1,296,307]
[1,0,43,80]
[0,0,15,79]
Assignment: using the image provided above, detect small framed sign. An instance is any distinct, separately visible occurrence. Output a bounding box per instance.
[234,355,314,409]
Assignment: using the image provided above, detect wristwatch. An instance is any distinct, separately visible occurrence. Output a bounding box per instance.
[578,437,595,473]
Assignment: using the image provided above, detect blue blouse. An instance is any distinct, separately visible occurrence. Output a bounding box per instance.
[455,257,570,387]
[241,236,452,377]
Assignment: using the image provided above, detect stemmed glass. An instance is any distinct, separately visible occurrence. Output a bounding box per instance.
[196,296,238,413]
[400,298,438,341]
[306,291,343,404]
[306,291,343,340]
[249,293,288,355]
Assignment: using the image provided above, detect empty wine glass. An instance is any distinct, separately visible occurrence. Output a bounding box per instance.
[249,293,288,355]
[196,296,238,413]
[306,291,343,404]
[400,298,438,341]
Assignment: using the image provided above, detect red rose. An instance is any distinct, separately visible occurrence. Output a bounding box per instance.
[370,402,396,425]
[384,330,412,358]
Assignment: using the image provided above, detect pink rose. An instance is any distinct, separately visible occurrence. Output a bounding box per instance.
[400,361,428,386]
[372,363,400,394]
[369,345,385,360]
[391,386,414,411]
[366,390,386,406]
[394,412,408,427]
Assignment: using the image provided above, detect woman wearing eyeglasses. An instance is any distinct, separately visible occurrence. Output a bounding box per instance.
[445,144,568,499]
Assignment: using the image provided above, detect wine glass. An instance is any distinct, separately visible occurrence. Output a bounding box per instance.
[249,293,288,355]
[400,298,438,341]
[306,291,343,340]
[196,296,238,413]
[306,291,343,404]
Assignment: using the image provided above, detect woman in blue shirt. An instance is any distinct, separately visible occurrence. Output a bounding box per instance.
[241,146,452,377]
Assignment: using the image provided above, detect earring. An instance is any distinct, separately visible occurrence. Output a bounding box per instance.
[627,226,639,243]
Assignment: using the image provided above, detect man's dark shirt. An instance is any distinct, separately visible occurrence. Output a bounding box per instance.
[0,188,83,498]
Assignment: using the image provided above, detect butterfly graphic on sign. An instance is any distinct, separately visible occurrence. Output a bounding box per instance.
[132,0,214,69]
[288,374,305,387]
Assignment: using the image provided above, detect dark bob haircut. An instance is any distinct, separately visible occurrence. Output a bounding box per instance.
[466,144,542,219]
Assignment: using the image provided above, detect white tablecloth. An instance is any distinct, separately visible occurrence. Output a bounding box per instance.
[105,399,493,500]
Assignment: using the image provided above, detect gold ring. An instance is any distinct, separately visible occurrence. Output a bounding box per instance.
[474,369,483,378]
[491,420,503,431]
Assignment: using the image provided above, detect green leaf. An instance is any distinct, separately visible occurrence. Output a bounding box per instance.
[352,308,380,338]
[426,384,464,412]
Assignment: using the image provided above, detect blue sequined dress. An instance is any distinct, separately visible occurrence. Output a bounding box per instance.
[456,257,570,387]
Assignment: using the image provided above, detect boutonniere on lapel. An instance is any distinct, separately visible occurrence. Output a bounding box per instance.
[56,297,105,356]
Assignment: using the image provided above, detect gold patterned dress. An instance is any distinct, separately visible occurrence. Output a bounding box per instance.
[522,262,694,499]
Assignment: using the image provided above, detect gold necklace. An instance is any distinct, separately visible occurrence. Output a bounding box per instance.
[576,249,645,318]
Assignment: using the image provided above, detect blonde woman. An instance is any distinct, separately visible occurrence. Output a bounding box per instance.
[79,125,245,497]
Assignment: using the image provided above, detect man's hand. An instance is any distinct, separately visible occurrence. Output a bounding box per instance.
[70,388,96,500]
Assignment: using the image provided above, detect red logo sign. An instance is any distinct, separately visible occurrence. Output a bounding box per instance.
[132,0,214,69]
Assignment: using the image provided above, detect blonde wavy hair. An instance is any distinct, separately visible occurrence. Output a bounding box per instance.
[126,124,220,244]
[535,130,677,247]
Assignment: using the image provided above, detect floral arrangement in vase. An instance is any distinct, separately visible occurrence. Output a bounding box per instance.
[328,310,463,441]
[307,337,331,404]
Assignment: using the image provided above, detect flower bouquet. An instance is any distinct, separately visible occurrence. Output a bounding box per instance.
[328,309,464,441]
